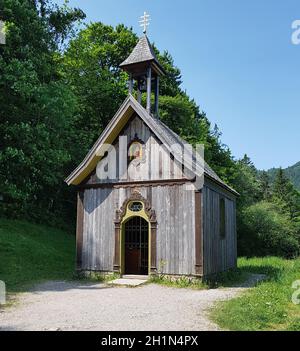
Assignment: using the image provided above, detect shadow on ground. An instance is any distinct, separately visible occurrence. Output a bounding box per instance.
[29,281,114,293]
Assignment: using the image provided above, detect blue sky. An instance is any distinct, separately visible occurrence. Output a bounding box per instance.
[55,0,300,170]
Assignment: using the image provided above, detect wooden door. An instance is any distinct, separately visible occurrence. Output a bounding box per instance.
[124,217,149,275]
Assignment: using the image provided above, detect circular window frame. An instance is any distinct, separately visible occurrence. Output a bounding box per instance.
[128,201,144,213]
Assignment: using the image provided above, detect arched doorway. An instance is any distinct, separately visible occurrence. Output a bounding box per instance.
[114,191,157,276]
[124,216,149,275]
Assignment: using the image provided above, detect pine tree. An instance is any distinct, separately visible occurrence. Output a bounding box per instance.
[273,168,300,220]
[258,171,272,200]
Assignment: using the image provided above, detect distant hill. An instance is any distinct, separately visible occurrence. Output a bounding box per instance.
[266,162,300,190]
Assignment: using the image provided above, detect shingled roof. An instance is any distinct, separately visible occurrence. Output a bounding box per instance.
[153,118,231,190]
[120,35,165,75]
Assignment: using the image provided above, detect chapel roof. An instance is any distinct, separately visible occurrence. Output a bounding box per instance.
[65,95,238,196]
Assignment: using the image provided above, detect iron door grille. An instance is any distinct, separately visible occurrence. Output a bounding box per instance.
[125,217,149,275]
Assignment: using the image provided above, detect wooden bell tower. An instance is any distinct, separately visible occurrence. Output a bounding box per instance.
[119,13,165,117]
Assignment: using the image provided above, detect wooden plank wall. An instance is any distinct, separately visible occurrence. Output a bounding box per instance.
[81,183,196,275]
[80,114,236,276]
[202,180,237,276]
[86,115,183,184]
[151,183,195,275]
[82,187,115,271]
[76,191,84,269]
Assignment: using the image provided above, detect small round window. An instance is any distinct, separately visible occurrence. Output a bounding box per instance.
[129,202,143,212]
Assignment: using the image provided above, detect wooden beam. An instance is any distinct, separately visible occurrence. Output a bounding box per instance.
[195,190,203,276]
[154,76,160,118]
[79,177,196,190]
[137,83,142,104]
[150,223,157,274]
[146,67,152,113]
[76,191,84,270]
[128,73,133,94]
[113,223,121,273]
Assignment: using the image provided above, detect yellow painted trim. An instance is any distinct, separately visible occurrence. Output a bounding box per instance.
[71,110,132,185]
[120,201,151,276]
[66,98,136,185]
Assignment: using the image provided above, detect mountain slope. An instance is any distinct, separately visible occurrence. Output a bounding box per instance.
[266,162,300,190]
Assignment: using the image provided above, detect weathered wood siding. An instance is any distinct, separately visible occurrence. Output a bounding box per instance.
[79,114,237,277]
[82,187,115,271]
[151,183,196,275]
[86,114,184,184]
[202,178,237,276]
[81,183,196,275]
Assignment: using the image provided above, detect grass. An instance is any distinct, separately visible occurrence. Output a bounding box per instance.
[1,218,299,330]
[150,269,250,290]
[211,256,300,331]
[150,275,208,289]
[0,218,75,294]
[75,270,120,283]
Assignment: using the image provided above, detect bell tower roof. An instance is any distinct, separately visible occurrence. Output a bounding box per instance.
[119,12,164,117]
[120,35,165,76]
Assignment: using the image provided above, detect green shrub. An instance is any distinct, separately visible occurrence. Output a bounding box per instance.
[238,202,299,258]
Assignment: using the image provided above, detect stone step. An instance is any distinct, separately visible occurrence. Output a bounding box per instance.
[107,278,148,287]
[122,275,149,280]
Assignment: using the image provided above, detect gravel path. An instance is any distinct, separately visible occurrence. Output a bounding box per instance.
[0,275,264,331]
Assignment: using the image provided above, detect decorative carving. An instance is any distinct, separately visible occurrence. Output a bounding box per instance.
[114,190,157,274]
[115,190,157,224]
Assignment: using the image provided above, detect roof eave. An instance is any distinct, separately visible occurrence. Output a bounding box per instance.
[120,59,166,76]
[65,95,135,185]
[204,173,240,197]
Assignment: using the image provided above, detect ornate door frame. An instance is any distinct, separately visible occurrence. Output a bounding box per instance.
[114,191,157,275]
